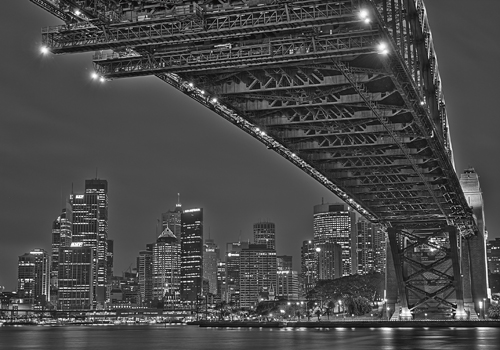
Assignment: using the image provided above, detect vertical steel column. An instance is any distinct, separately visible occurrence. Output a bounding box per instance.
[447,225,467,319]
[387,227,412,320]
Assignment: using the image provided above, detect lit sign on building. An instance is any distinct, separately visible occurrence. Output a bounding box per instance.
[184,208,201,213]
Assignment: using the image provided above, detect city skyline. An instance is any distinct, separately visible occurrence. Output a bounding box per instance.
[1,0,500,294]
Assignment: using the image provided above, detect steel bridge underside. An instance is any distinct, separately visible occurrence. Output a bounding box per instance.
[31,0,485,318]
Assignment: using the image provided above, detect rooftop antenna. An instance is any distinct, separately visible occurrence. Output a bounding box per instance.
[156,218,160,239]
[176,192,182,208]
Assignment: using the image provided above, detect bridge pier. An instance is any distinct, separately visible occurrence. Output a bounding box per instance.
[387,228,412,320]
[461,231,489,319]
[448,226,467,319]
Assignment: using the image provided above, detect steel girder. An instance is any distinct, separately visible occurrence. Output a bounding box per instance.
[30,0,478,236]
[388,226,465,314]
[41,0,357,53]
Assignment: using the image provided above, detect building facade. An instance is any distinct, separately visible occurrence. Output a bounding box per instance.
[57,244,93,310]
[70,178,109,306]
[137,244,153,306]
[239,244,277,309]
[17,249,50,305]
[313,203,357,276]
[180,208,203,301]
[253,221,276,250]
[225,241,249,305]
[203,238,219,296]
[152,228,181,303]
[300,240,318,297]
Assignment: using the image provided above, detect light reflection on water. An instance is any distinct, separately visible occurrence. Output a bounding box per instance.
[1,325,500,350]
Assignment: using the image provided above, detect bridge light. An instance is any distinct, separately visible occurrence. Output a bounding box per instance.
[188,82,194,88]
[364,18,371,24]
[358,9,369,20]
[40,46,49,55]
[260,131,266,136]
[420,100,426,105]
[200,90,205,95]
[74,10,81,16]
[255,127,260,132]
[91,72,99,80]
[99,76,105,83]
[211,97,218,103]
[377,42,389,55]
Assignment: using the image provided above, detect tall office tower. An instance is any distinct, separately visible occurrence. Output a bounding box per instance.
[161,194,182,237]
[239,244,277,309]
[180,208,203,301]
[225,241,249,305]
[487,238,500,274]
[107,239,114,283]
[300,240,318,296]
[277,255,293,271]
[203,238,219,295]
[152,228,181,302]
[373,226,386,273]
[217,261,226,301]
[137,243,154,306]
[276,270,299,300]
[357,218,374,274]
[460,168,489,304]
[253,221,276,250]
[17,249,50,305]
[313,203,357,276]
[70,178,109,305]
[316,242,342,280]
[58,243,93,309]
[50,206,73,297]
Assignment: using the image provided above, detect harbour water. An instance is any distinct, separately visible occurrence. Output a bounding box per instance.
[1,325,500,349]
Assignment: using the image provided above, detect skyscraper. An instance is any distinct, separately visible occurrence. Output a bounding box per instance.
[253,221,276,250]
[372,225,386,273]
[58,243,93,310]
[225,241,249,305]
[357,218,374,274]
[239,244,277,309]
[161,194,182,237]
[17,249,50,305]
[203,238,219,296]
[277,255,293,271]
[70,178,109,306]
[50,205,72,305]
[313,203,357,276]
[300,240,318,297]
[152,228,181,303]
[137,244,153,306]
[180,208,203,301]
[316,242,342,280]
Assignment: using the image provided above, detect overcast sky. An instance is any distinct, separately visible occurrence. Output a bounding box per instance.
[1,2,499,291]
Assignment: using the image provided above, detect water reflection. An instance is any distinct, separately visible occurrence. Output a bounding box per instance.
[1,325,500,350]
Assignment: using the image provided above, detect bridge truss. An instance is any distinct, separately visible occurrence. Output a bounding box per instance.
[30,0,487,319]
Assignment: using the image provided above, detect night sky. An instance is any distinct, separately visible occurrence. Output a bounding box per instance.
[1,2,499,291]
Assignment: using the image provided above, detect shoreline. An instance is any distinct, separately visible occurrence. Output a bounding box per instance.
[191,320,500,328]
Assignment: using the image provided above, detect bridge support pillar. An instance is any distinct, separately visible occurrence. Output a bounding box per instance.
[448,226,467,320]
[461,231,489,319]
[387,228,412,320]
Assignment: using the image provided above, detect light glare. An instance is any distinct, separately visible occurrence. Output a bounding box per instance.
[91,72,99,80]
[40,46,49,55]
[359,9,369,19]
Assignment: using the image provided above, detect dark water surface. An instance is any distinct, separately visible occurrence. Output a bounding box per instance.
[1,325,499,349]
